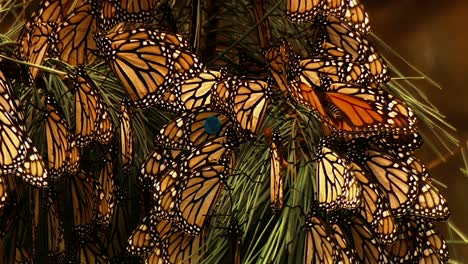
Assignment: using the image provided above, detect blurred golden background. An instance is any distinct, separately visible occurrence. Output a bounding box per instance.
[366,0,468,262]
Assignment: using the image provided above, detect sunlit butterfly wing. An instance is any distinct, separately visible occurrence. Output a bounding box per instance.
[229,78,269,136]
[164,227,206,264]
[94,29,174,108]
[175,162,230,235]
[158,70,221,113]
[94,29,202,108]
[94,0,121,31]
[0,70,47,188]
[341,0,370,35]
[151,137,232,222]
[315,142,360,211]
[304,204,336,264]
[14,0,72,80]
[0,71,30,173]
[346,138,420,217]
[15,140,48,188]
[400,156,450,220]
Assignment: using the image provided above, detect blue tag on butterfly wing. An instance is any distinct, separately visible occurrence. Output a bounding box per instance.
[204,116,222,135]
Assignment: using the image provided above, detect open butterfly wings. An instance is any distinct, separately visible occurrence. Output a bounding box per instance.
[290,78,416,136]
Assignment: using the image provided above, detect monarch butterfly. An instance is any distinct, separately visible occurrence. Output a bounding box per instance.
[152,109,232,151]
[263,38,299,98]
[298,57,378,88]
[353,136,449,221]
[175,160,233,235]
[145,223,206,264]
[106,188,132,259]
[286,0,324,23]
[265,128,285,213]
[55,1,97,66]
[344,137,421,217]
[42,94,72,180]
[328,218,357,264]
[403,156,450,220]
[119,99,134,172]
[229,78,270,136]
[94,28,203,108]
[349,162,398,244]
[313,15,388,83]
[304,204,337,264]
[14,0,71,80]
[0,71,48,187]
[126,217,157,256]
[412,177,450,221]
[97,153,115,227]
[385,219,422,263]
[287,0,370,34]
[417,223,449,263]
[158,70,222,113]
[150,136,234,224]
[314,142,361,211]
[331,212,389,263]
[43,190,66,261]
[94,0,121,32]
[402,218,449,263]
[67,170,101,234]
[291,77,416,136]
[68,66,114,146]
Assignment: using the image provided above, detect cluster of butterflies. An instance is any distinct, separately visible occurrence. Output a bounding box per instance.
[0,0,451,263]
[261,0,449,263]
